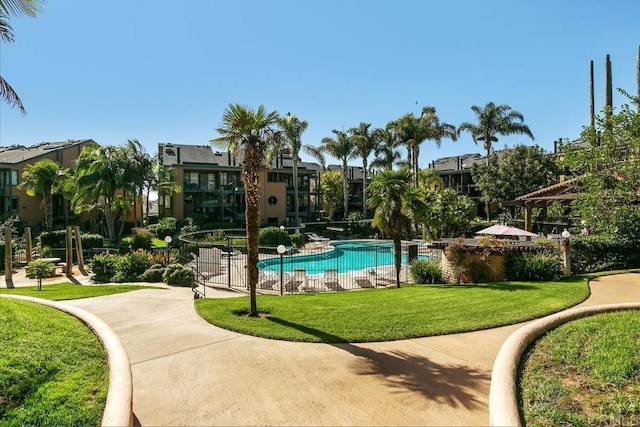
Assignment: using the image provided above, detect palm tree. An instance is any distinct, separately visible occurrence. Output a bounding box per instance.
[275,113,308,229]
[0,0,44,114]
[146,157,182,223]
[348,122,376,216]
[211,104,280,317]
[370,127,401,171]
[367,168,426,287]
[124,139,152,227]
[320,130,355,219]
[389,107,457,187]
[458,102,534,219]
[19,158,67,232]
[72,143,137,242]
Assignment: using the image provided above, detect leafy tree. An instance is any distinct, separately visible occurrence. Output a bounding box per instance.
[0,0,43,114]
[459,102,534,219]
[211,104,280,317]
[561,100,640,237]
[275,113,312,228]
[320,130,356,218]
[388,107,457,187]
[19,159,68,232]
[367,168,426,287]
[421,187,476,240]
[72,142,137,242]
[318,170,343,220]
[471,144,557,207]
[348,122,376,215]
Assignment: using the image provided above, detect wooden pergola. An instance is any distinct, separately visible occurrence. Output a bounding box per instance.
[503,177,581,231]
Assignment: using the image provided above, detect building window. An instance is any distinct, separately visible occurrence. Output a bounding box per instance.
[206,173,216,191]
[6,197,18,213]
[268,172,279,182]
[4,170,18,186]
[220,172,228,187]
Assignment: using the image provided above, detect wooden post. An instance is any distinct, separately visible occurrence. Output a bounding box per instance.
[524,205,532,232]
[5,228,12,281]
[25,227,32,263]
[65,226,73,276]
[74,226,84,271]
[589,60,595,128]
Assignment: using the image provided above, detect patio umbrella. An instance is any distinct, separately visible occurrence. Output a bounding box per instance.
[476,224,538,237]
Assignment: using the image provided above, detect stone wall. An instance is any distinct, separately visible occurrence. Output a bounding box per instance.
[441,251,506,284]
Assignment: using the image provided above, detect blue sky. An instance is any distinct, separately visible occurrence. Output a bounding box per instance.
[1,1,639,167]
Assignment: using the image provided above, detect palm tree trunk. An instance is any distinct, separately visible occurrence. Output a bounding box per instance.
[293,158,300,228]
[342,160,349,219]
[243,146,261,317]
[485,146,491,221]
[362,159,367,216]
[43,191,53,232]
[393,231,402,288]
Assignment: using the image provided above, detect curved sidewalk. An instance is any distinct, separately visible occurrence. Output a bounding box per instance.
[64,273,640,426]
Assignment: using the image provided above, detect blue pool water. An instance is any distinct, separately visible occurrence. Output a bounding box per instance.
[258,240,422,275]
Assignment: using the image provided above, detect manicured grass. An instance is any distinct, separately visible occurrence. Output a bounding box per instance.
[0,282,160,301]
[195,277,590,342]
[0,298,108,425]
[519,310,640,426]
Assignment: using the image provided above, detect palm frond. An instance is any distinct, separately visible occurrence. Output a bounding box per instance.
[0,74,26,115]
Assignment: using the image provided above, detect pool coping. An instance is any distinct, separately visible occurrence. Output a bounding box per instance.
[1,294,133,427]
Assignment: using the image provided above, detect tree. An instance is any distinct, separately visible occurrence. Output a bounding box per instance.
[146,157,182,223]
[388,107,457,187]
[320,130,355,219]
[561,100,640,237]
[348,122,376,216]
[370,127,401,171]
[319,170,343,220]
[19,158,67,232]
[367,168,426,287]
[421,187,476,240]
[0,0,44,114]
[124,139,152,227]
[459,102,534,219]
[72,143,137,242]
[275,113,309,228]
[211,104,280,317]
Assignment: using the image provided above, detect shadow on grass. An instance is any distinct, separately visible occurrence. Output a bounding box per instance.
[457,283,540,291]
[268,316,489,410]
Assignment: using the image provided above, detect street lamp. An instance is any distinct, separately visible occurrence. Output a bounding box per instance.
[277,244,287,295]
[164,235,172,264]
[561,229,571,276]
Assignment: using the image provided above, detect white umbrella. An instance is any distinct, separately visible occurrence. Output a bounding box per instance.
[476,224,538,237]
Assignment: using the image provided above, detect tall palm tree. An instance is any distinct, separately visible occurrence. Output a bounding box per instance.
[19,158,67,232]
[320,130,355,219]
[348,122,376,216]
[211,104,280,317]
[275,113,308,229]
[72,143,137,242]
[390,107,457,187]
[367,168,426,287]
[458,102,534,219]
[124,139,152,227]
[0,0,44,114]
[370,127,401,171]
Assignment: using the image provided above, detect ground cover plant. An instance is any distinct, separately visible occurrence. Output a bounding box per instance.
[195,277,589,342]
[0,298,107,425]
[0,282,159,301]
[519,310,640,426]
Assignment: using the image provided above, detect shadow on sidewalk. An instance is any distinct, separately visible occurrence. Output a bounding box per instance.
[267,317,489,410]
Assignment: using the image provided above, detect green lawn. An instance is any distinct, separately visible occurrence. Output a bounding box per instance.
[195,277,590,342]
[0,298,108,425]
[519,310,640,426]
[0,282,160,301]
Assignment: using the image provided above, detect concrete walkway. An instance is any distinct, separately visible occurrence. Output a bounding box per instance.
[10,271,640,426]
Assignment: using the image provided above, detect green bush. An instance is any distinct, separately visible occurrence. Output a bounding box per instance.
[290,233,304,248]
[410,260,442,284]
[155,217,178,239]
[118,237,134,254]
[89,253,117,282]
[80,233,104,249]
[162,264,195,287]
[38,230,67,248]
[130,228,153,251]
[571,235,640,274]
[140,265,166,282]
[112,252,152,282]
[26,259,55,280]
[259,227,292,247]
[506,252,561,281]
[179,217,199,236]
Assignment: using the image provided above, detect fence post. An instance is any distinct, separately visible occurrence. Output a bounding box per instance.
[5,227,12,281]
[65,226,73,276]
[25,227,32,263]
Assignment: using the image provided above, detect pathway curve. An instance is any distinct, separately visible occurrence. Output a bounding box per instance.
[65,273,640,426]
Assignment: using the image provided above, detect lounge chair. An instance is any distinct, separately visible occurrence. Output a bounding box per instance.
[353,270,374,288]
[308,233,329,243]
[258,270,279,290]
[372,267,395,286]
[323,269,344,291]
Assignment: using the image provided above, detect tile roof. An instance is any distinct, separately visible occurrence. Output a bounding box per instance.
[0,139,93,165]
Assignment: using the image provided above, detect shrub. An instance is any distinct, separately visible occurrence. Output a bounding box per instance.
[203,229,226,243]
[112,251,152,282]
[118,237,134,254]
[130,228,153,251]
[410,260,442,284]
[140,265,166,282]
[89,253,117,282]
[571,235,640,274]
[38,230,67,248]
[80,233,104,249]
[163,264,195,287]
[259,227,292,247]
[179,217,199,236]
[506,252,561,281]
[290,233,304,248]
[444,237,467,284]
[26,259,55,279]
[155,217,178,239]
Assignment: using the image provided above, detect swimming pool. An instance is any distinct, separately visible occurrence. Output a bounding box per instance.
[257,240,423,275]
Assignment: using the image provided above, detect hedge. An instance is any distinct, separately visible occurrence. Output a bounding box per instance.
[571,235,640,274]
